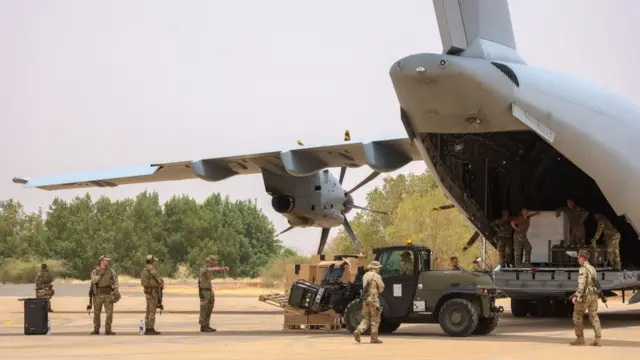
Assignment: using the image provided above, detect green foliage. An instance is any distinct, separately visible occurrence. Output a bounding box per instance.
[259,248,310,287]
[329,171,498,269]
[0,192,280,282]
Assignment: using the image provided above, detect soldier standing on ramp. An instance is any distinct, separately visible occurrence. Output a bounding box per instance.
[510,208,540,268]
[141,255,164,335]
[35,263,55,312]
[90,256,119,335]
[590,213,621,270]
[570,250,602,346]
[556,199,590,247]
[491,210,514,267]
[353,261,385,344]
[198,255,229,332]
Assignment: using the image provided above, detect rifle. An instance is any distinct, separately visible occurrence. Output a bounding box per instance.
[591,271,608,308]
[158,287,164,315]
[86,286,93,314]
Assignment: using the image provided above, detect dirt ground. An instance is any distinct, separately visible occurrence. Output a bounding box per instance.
[1,284,640,359]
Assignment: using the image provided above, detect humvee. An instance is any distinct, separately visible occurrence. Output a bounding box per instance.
[343,243,504,337]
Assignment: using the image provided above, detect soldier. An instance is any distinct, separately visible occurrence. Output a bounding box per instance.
[510,208,541,268]
[198,255,229,332]
[570,250,602,346]
[90,255,119,335]
[490,209,514,267]
[399,251,413,275]
[35,263,55,312]
[353,261,384,344]
[140,255,164,335]
[449,256,463,271]
[556,199,590,247]
[591,213,621,270]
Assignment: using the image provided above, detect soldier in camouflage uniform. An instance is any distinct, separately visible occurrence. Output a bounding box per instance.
[556,199,590,247]
[354,261,385,344]
[570,250,602,346]
[399,251,413,275]
[141,255,164,335]
[198,255,229,332]
[510,208,541,268]
[35,263,55,312]
[449,256,463,271]
[591,213,621,270]
[490,209,514,267]
[90,256,119,335]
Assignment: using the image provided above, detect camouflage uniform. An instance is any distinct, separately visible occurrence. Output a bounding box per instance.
[449,265,463,271]
[399,251,413,275]
[591,216,621,270]
[140,255,164,335]
[198,255,228,332]
[491,218,514,267]
[354,261,385,344]
[571,251,602,346]
[90,256,119,335]
[557,205,589,247]
[35,266,55,312]
[512,215,535,267]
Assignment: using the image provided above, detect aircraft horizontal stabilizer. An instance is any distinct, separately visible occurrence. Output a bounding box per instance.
[12,137,420,191]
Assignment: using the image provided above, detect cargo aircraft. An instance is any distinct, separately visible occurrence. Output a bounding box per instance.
[12,0,640,280]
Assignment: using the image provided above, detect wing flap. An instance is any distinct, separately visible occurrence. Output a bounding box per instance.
[14,137,421,191]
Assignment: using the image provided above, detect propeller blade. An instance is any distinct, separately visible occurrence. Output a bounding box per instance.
[432,204,455,211]
[462,231,481,252]
[342,216,362,254]
[348,204,389,215]
[317,228,331,255]
[275,226,294,237]
[346,171,380,195]
[339,166,347,184]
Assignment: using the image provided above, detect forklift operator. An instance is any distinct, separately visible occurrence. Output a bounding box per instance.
[399,251,413,276]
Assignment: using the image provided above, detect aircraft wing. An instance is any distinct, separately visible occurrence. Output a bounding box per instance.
[12,137,421,191]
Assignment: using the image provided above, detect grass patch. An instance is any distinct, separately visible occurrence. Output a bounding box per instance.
[0,259,68,284]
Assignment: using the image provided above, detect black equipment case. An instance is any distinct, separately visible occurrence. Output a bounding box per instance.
[21,298,49,335]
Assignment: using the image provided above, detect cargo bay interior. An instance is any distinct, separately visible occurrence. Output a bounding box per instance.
[421,130,640,269]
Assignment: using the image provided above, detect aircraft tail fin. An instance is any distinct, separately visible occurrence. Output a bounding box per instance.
[432,0,525,64]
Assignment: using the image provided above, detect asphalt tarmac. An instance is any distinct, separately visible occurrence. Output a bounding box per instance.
[1,284,640,360]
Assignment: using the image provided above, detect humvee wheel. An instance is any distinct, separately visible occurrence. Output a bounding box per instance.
[378,318,401,334]
[438,298,479,337]
[472,315,499,335]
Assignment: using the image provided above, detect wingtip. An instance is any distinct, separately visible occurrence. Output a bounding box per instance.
[12,177,28,185]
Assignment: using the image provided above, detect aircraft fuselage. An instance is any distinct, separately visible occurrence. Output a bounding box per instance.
[391,52,640,256]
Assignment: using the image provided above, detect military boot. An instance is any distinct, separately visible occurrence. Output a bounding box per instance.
[200,326,215,332]
[145,328,161,335]
[353,330,361,343]
[570,337,585,346]
[591,338,602,346]
[105,329,116,335]
[370,335,383,344]
[90,328,99,335]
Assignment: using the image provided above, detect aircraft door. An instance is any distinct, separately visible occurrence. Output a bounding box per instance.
[376,249,419,320]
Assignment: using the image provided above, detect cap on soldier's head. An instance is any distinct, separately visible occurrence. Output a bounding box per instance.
[206,255,218,262]
[146,255,157,261]
[367,261,383,269]
[578,250,590,259]
[401,251,411,258]
[99,255,111,261]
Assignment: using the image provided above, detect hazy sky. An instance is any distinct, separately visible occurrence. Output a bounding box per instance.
[1,0,639,255]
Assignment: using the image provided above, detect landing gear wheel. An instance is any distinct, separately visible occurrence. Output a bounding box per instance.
[535,298,553,317]
[438,298,479,337]
[472,315,499,335]
[510,298,528,317]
